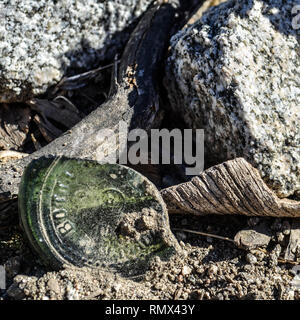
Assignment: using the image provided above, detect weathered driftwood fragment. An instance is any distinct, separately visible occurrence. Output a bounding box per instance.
[0,1,201,218]
[0,2,170,201]
[0,104,31,150]
[161,158,300,217]
[28,97,82,143]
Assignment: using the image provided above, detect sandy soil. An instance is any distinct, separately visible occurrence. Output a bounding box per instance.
[1,213,299,300]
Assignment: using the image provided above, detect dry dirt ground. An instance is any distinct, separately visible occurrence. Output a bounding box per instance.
[1,213,299,300]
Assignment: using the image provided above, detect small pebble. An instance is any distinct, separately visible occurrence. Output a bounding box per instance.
[47,278,61,294]
[177,274,184,282]
[181,266,192,276]
[246,253,257,265]
[207,265,218,277]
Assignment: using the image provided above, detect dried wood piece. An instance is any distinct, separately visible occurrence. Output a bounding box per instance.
[0,104,31,151]
[30,133,42,151]
[28,97,82,130]
[0,0,199,204]
[33,114,62,143]
[27,97,82,143]
[161,158,300,217]
[52,62,118,92]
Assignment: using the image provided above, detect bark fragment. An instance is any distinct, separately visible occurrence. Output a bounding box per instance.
[0,0,201,214]
[161,158,300,217]
[0,104,31,151]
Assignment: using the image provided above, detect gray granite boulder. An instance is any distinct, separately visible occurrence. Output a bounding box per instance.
[166,0,300,198]
[0,0,152,102]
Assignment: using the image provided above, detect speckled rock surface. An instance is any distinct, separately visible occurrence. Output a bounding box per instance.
[0,0,153,102]
[166,0,300,198]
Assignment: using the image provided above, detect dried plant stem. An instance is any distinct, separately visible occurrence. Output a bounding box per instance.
[172,227,235,244]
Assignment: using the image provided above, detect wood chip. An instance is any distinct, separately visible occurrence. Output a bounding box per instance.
[161,158,300,217]
[0,104,31,150]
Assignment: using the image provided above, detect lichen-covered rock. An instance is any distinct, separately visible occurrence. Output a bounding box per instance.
[166,0,300,198]
[0,0,152,102]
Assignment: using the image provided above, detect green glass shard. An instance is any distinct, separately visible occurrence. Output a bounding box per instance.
[18,156,178,277]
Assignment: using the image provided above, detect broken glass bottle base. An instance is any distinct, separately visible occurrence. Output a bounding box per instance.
[18,156,179,277]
